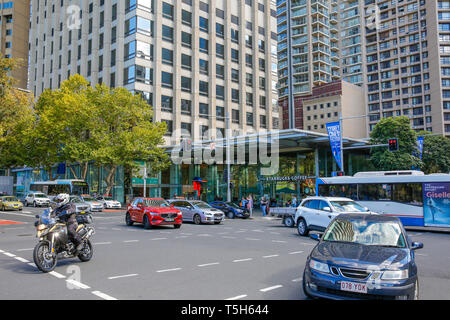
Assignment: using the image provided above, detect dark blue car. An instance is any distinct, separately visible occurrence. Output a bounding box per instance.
[303,213,423,300]
[209,201,250,219]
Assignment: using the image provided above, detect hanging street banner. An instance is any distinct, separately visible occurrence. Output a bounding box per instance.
[326,121,343,171]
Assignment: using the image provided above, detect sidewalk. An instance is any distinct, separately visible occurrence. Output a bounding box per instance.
[247,208,281,220]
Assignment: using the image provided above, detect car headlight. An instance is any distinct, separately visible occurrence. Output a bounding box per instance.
[381,269,409,280]
[309,259,330,274]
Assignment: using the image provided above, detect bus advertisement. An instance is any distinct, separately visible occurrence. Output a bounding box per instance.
[423,182,450,228]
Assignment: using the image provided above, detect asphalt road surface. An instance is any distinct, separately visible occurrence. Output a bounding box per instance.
[1,207,450,300]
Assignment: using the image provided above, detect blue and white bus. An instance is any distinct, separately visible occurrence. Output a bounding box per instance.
[317,171,450,228]
[30,180,90,198]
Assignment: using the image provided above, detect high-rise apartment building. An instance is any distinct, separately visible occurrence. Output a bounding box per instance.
[28,0,279,144]
[278,0,450,138]
[364,0,450,137]
[0,0,30,89]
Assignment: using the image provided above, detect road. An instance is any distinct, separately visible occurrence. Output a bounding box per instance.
[1,207,450,300]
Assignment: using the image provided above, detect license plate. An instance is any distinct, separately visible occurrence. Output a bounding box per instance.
[81,211,86,214]
[165,218,174,222]
[340,281,367,294]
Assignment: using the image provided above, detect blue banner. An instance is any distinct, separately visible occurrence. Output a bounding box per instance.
[417,136,424,160]
[326,122,343,171]
[423,183,450,227]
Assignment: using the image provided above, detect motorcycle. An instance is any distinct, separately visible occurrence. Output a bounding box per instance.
[33,208,95,273]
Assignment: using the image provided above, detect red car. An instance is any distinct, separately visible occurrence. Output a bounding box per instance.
[126,198,182,229]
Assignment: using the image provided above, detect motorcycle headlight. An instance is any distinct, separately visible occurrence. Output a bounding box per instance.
[381,269,409,280]
[37,224,47,231]
[309,259,330,274]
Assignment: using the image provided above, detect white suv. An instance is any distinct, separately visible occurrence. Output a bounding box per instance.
[294,197,372,236]
[25,193,51,207]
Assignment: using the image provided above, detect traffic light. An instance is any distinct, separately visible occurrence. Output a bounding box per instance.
[388,138,399,152]
[333,171,345,177]
[181,138,192,152]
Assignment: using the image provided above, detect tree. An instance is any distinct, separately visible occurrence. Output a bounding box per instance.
[369,116,422,171]
[0,55,34,169]
[88,84,170,195]
[419,133,450,174]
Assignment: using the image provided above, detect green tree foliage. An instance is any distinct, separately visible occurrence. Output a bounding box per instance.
[0,56,34,168]
[369,117,422,171]
[419,133,450,174]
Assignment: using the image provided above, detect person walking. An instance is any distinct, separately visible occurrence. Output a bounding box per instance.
[260,196,268,217]
[292,195,298,208]
[247,194,253,218]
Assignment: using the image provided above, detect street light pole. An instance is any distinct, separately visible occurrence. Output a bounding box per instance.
[143,165,147,198]
[226,111,231,203]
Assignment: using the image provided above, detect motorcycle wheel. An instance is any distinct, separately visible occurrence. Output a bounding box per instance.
[78,240,93,262]
[33,241,57,273]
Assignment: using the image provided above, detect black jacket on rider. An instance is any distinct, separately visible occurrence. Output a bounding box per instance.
[53,203,82,247]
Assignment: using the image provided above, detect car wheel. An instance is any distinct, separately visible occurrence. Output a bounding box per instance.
[33,201,37,208]
[409,279,419,300]
[125,213,134,226]
[143,215,152,230]
[226,211,235,219]
[1,205,5,212]
[297,218,309,236]
[174,224,181,229]
[284,216,295,228]
[193,214,202,225]
[302,271,314,299]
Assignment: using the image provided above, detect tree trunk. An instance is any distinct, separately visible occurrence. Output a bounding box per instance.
[104,165,117,196]
[81,162,89,181]
[69,166,79,180]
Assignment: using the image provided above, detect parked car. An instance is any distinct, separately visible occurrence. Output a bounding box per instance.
[25,192,51,207]
[303,213,423,300]
[209,201,250,219]
[0,196,24,211]
[168,200,225,225]
[80,195,104,212]
[126,198,182,229]
[295,197,374,236]
[96,196,122,209]
[69,195,91,214]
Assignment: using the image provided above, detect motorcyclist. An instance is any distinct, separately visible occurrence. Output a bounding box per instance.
[52,194,83,254]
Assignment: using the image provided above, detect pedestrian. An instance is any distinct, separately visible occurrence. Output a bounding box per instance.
[260,196,268,217]
[247,194,253,217]
[292,195,297,208]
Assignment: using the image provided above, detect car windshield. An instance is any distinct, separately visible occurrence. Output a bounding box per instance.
[227,202,240,209]
[70,197,84,203]
[83,197,97,202]
[104,197,114,201]
[3,197,19,202]
[34,194,47,198]
[330,201,367,213]
[143,199,170,207]
[192,201,212,209]
[323,219,407,248]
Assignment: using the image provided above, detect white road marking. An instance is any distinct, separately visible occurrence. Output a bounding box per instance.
[180,233,192,235]
[233,258,253,263]
[289,251,304,255]
[17,248,34,252]
[222,236,236,239]
[175,236,188,239]
[245,238,261,241]
[108,274,139,280]
[225,295,247,301]
[272,240,287,243]
[252,230,264,233]
[15,257,29,263]
[270,232,280,235]
[292,278,303,282]
[66,279,91,289]
[198,262,220,267]
[197,234,212,237]
[260,285,283,292]
[28,263,36,268]
[5,227,25,230]
[416,253,428,257]
[156,268,182,273]
[49,271,66,279]
[112,228,121,231]
[218,232,229,235]
[151,238,168,241]
[0,249,4,253]
[263,255,279,259]
[3,252,16,257]
[92,291,118,300]
[123,240,139,243]
[94,242,112,245]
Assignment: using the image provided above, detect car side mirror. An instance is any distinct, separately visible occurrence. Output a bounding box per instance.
[411,242,424,250]
[137,204,143,209]
[170,204,174,207]
[364,207,370,212]
[309,233,321,241]
[323,207,331,212]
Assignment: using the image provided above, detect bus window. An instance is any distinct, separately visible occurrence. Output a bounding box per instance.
[358,184,392,201]
[392,183,423,206]
[318,184,357,200]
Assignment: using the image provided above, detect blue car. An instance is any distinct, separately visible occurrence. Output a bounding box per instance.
[303,213,423,300]
[209,201,250,219]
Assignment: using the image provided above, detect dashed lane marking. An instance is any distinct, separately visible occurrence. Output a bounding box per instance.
[156,268,182,273]
[123,240,139,243]
[14,257,29,263]
[263,255,279,259]
[93,242,112,245]
[49,271,66,279]
[245,238,261,241]
[151,238,168,241]
[272,240,287,243]
[233,258,253,263]
[17,248,34,252]
[222,236,236,239]
[92,291,118,300]
[108,274,139,280]
[289,251,304,255]
[292,278,303,282]
[225,295,247,301]
[260,285,283,293]
[3,252,16,257]
[198,262,220,267]
[66,279,91,290]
